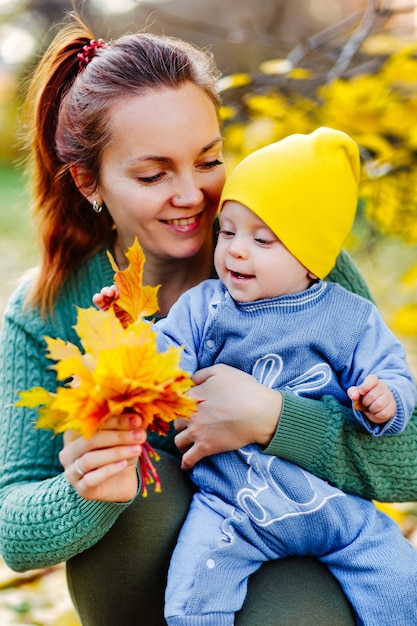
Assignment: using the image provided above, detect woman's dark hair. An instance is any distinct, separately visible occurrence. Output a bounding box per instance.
[22,13,221,314]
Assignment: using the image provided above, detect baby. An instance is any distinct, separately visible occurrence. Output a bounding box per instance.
[95,128,417,626]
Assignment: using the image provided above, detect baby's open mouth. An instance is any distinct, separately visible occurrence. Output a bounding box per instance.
[231,270,253,279]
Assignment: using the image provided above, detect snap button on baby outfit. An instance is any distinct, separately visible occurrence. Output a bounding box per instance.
[206,339,215,348]
[206,559,216,569]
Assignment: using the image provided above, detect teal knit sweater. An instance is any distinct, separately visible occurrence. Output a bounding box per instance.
[1,248,416,572]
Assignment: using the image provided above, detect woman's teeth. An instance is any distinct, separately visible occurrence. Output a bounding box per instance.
[166,216,197,226]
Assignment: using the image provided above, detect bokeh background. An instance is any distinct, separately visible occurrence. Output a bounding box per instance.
[1,0,417,624]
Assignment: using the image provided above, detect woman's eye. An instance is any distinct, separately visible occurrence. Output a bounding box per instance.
[137,172,166,185]
[200,159,224,170]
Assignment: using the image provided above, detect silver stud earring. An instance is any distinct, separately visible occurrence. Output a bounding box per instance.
[176,195,181,200]
[92,200,103,214]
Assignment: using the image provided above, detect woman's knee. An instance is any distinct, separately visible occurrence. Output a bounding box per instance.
[66,453,355,626]
[67,450,194,626]
[236,557,356,626]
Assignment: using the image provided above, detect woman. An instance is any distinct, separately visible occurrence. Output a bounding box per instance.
[0,13,416,626]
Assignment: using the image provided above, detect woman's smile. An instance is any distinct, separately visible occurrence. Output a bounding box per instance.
[97,84,225,263]
[161,211,203,232]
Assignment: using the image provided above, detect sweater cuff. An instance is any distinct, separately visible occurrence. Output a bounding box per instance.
[263,392,329,467]
[76,492,135,519]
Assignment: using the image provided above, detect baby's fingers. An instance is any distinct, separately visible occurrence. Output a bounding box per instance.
[357,374,379,395]
[93,285,118,309]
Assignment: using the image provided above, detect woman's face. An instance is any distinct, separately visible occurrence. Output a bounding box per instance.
[97,83,225,264]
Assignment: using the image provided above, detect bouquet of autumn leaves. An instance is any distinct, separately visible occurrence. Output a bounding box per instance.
[16,239,197,496]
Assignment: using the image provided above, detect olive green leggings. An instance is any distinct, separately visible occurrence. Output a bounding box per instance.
[66,451,355,625]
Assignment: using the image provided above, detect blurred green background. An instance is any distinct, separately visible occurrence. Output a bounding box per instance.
[0,164,37,315]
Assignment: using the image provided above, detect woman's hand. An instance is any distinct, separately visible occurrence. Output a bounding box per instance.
[59,414,146,502]
[174,364,282,469]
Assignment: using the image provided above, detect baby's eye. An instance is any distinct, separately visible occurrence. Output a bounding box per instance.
[255,237,273,245]
[255,230,278,245]
[218,228,235,238]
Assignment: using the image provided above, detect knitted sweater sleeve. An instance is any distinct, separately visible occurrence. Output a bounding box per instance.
[263,249,417,502]
[0,255,136,572]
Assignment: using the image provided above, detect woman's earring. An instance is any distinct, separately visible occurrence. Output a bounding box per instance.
[92,200,103,214]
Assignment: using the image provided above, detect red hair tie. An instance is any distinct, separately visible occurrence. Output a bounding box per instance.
[77,39,108,70]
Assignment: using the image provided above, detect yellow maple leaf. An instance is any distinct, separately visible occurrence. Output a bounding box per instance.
[15,239,197,494]
[74,306,128,354]
[15,386,56,410]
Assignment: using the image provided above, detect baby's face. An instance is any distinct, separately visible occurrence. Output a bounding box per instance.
[214,201,313,302]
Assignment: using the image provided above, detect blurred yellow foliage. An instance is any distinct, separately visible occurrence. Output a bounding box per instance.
[392,304,417,336]
[220,41,417,340]
[374,502,407,526]
[220,44,417,245]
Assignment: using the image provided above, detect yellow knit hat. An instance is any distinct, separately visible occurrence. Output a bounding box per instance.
[219,127,360,278]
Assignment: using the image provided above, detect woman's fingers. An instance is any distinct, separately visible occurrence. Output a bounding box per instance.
[101,413,144,431]
[66,440,142,502]
[174,364,282,469]
[59,418,147,501]
[60,423,146,467]
[70,442,142,479]
[70,449,139,496]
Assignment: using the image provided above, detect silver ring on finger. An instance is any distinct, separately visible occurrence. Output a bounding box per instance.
[74,457,85,478]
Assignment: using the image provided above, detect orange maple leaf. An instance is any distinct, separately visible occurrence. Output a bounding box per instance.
[107,238,160,326]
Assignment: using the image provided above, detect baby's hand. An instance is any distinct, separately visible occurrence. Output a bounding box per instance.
[92,285,119,311]
[347,374,396,424]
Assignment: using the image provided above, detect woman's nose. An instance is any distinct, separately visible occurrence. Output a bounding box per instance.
[172,177,204,207]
